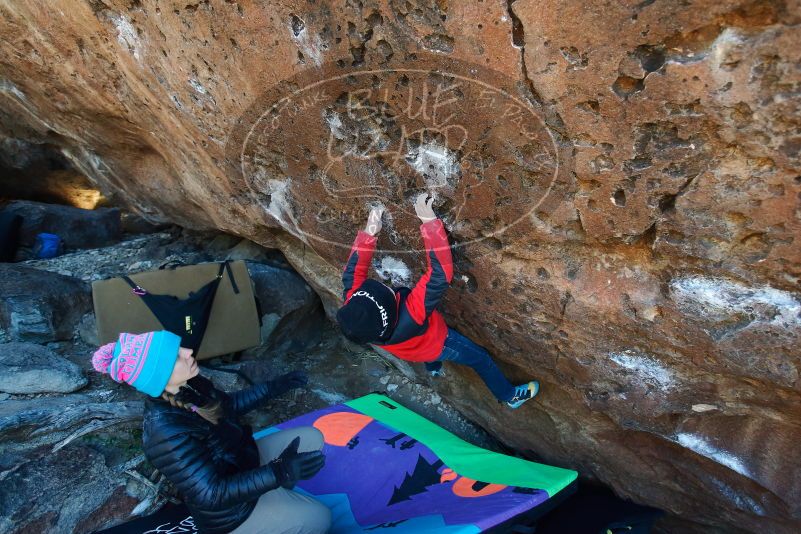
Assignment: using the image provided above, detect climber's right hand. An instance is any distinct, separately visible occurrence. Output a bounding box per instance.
[364,206,384,236]
[269,437,326,489]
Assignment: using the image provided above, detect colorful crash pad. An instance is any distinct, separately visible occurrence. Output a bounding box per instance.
[256,393,576,532]
[96,394,577,533]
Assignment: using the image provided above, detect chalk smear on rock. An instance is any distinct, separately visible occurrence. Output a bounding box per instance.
[406,141,460,190]
[676,432,752,479]
[709,477,767,517]
[112,14,142,61]
[290,23,323,67]
[709,28,746,73]
[375,256,412,286]
[609,349,673,388]
[0,79,26,100]
[263,178,292,226]
[670,276,801,330]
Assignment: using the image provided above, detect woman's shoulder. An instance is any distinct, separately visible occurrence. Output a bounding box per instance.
[143,398,206,440]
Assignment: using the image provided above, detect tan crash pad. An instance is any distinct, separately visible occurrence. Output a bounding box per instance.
[92,261,260,360]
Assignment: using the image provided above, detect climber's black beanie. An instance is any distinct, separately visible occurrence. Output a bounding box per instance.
[336,279,398,344]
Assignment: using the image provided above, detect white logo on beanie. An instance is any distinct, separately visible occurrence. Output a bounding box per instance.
[352,289,390,334]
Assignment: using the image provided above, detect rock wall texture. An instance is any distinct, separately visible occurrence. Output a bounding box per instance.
[1,1,799,532]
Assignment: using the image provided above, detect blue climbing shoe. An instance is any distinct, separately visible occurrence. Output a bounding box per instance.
[506,381,540,409]
[426,361,445,378]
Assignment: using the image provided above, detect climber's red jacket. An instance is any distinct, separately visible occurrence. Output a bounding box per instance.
[342,218,454,362]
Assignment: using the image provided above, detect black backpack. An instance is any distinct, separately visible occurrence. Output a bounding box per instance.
[0,211,22,262]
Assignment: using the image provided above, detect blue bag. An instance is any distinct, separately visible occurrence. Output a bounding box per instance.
[34,232,62,259]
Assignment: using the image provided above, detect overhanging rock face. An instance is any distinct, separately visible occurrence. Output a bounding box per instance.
[1,1,799,532]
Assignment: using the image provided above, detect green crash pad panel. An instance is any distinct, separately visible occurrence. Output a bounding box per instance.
[92,261,260,360]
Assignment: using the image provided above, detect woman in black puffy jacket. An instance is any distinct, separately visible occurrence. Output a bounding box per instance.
[93,330,331,534]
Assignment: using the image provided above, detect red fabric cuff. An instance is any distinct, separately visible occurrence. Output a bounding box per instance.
[420,219,448,247]
[354,231,378,248]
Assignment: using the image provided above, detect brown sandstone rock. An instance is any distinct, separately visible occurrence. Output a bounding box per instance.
[0,1,798,532]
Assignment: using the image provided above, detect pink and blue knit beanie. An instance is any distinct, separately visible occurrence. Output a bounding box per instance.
[92,331,181,397]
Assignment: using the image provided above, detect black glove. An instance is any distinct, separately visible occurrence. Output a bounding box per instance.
[267,371,308,398]
[269,437,326,489]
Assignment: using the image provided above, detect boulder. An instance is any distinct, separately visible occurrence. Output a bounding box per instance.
[246,261,317,317]
[76,312,99,346]
[226,238,289,265]
[0,445,143,534]
[0,342,87,394]
[0,395,143,450]
[0,1,799,532]
[246,261,323,351]
[1,200,121,258]
[120,212,170,235]
[0,265,91,343]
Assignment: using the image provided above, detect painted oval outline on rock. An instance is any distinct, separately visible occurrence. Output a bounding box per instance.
[231,56,564,255]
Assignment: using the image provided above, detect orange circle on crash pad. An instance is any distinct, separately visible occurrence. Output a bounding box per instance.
[313,412,374,446]
[440,468,458,483]
[452,477,507,498]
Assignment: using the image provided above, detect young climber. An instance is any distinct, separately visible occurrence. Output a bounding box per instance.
[336,193,540,409]
[92,331,331,534]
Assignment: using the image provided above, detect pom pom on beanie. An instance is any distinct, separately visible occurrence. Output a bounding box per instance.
[92,342,115,374]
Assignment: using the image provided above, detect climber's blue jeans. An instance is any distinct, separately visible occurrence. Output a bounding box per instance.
[425,328,517,402]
